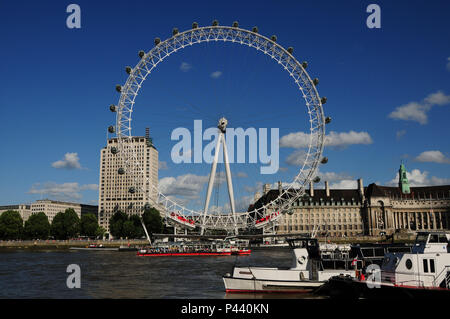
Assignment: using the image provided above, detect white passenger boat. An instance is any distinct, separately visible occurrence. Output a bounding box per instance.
[324,231,450,299]
[223,237,356,293]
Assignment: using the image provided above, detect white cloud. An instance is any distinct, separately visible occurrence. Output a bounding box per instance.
[158,161,168,170]
[159,174,209,199]
[209,195,254,214]
[388,91,450,124]
[280,132,311,148]
[51,152,83,169]
[180,62,192,72]
[280,130,373,149]
[424,91,450,105]
[329,180,358,189]
[210,71,222,79]
[415,150,450,164]
[285,149,308,166]
[319,171,354,183]
[28,182,98,201]
[244,182,263,194]
[158,173,226,201]
[387,168,450,187]
[446,57,450,72]
[326,131,373,147]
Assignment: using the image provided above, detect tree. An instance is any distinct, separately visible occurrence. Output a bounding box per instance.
[109,211,128,238]
[142,207,163,236]
[51,212,66,239]
[24,212,50,239]
[63,208,80,239]
[122,220,136,239]
[50,209,81,240]
[80,213,99,238]
[129,214,144,239]
[0,210,23,239]
[95,226,106,239]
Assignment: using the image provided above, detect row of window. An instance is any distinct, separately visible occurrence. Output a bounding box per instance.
[280,224,362,231]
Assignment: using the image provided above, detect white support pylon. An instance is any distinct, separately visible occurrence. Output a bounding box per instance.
[201,118,238,235]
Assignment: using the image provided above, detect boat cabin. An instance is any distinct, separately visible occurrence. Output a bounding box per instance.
[381,231,450,289]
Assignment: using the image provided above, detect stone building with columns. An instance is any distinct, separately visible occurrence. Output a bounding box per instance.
[251,164,450,237]
[363,173,450,235]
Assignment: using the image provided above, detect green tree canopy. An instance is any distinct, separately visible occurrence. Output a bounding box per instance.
[63,208,80,239]
[129,214,144,239]
[0,210,23,240]
[109,211,128,238]
[122,220,135,238]
[80,213,99,237]
[51,212,66,239]
[50,209,81,240]
[96,226,106,238]
[24,212,50,239]
[142,207,163,235]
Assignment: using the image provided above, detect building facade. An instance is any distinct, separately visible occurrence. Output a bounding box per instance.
[363,183,450,236]
[30,199,98,223]
[254,180,366,238]
[0,204,31,221]
[98,129,158,233]
[253,165,450,237]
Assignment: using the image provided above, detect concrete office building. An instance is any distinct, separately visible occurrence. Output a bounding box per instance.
[30,199,98,223]
[0,204,31,221]
[98,128,158,233]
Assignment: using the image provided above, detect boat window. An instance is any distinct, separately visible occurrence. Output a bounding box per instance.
[430,259,435,273]
[438,234,448,243]
[362,248,374,257]
[415,233,429,244]
[423,259,429,273]
[405,259,413,270]
[374,248,385,257]
[429,234,439,243]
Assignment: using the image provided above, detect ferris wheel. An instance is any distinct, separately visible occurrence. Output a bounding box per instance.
[108,20,330,235]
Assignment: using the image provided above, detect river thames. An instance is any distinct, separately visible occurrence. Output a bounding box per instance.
[0,247,322,299]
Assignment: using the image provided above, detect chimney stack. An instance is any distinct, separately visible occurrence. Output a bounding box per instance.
[325,181,330,197]
[278,181,283,194]
[309,180,314,197]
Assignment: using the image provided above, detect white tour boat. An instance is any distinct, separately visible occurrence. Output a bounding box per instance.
[223,237,356,293]
[324,231,450,299]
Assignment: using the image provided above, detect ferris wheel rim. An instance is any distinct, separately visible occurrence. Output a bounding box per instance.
[113,23,326,231]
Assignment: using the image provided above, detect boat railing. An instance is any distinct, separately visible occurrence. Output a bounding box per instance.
[381,269,445,288]
[432,265,450,288]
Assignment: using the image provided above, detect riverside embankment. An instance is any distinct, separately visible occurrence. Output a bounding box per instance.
[0,233,416,250]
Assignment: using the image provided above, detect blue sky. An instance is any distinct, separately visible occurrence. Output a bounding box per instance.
[0,0,449,211]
